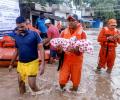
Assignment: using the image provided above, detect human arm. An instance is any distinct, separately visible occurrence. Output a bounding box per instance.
[113,30,120,44]
[9,48,18,72]
[35,32,45,75]
[116,35,120,44]
[38,43,45,75]
[97,28,108,42]
[43,28,52,45]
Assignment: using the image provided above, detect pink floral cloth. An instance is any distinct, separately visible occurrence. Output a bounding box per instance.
[50,36,93,54]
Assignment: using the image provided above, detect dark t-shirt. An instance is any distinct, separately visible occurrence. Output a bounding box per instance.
[9,30,42,63]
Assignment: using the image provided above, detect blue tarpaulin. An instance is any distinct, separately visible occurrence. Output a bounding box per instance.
[92,19,101,28]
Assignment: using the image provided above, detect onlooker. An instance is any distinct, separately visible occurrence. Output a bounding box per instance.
[44,19,60,64]
[35,12,47,38]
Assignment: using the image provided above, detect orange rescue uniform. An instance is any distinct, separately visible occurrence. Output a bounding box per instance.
[59,26,87,87]
[27,24,40,34]
[98,27,120,69]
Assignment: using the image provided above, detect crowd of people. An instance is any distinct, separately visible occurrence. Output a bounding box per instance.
[7,12,120,95]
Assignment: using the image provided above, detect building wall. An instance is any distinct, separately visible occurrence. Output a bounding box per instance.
[81,7,94,17]
[54,11,67,27]
[72,10,82,19]
[54,11,66,18]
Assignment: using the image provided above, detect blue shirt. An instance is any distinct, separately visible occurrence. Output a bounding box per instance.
[9,30,42,63]
[35,18,47,33]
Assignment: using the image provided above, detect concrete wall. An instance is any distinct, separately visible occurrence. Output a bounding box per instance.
[72,9,82,19]
[54,11,67,27]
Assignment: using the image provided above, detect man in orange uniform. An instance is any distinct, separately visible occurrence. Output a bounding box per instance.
[97,19,120,74]
[57,14,87,92]
[26,18,41,34]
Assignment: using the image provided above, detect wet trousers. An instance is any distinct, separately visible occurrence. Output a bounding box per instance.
[59,60,83,87]
[98,46,116,70]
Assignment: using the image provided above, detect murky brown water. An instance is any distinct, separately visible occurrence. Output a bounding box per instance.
[0,31,120,100]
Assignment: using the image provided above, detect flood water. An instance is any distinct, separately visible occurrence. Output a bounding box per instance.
[0,30,120,100]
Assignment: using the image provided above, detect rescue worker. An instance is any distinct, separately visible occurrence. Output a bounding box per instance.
[97,18,120,74]
[57,14,87,92]
[26,18,41,34]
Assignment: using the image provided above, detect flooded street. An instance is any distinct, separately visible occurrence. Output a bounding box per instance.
[0,30,120,100]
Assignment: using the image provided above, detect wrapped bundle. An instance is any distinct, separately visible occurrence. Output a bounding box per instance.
[50,36,93,54]
[74,39,93,54]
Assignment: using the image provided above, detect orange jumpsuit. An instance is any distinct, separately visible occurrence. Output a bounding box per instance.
[59,26,87,87]
[98,27,120,70]
[27,24,40,34]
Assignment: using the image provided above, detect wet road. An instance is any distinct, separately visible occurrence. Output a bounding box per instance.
[0,30,120,100]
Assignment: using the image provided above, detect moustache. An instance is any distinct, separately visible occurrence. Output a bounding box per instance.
[18,30,25,33]
[15,28,25,33]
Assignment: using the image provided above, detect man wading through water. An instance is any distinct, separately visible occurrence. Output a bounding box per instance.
[9,16,45,95]
[97,18,120,74]
[57,14,87,92]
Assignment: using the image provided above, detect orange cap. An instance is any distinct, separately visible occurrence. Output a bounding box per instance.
[108,19,117,26]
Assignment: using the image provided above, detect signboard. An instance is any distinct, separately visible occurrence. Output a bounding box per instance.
[0,0,20,32]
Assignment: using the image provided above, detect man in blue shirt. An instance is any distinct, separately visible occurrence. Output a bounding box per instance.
[9,16,45,95]
[35,12,47,39]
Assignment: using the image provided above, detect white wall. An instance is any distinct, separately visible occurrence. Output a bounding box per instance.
[54,11,66,18]
[0,0,20,31]
[54,11,67,27]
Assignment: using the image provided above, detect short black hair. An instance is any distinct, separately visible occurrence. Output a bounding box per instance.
[16,16,25,24]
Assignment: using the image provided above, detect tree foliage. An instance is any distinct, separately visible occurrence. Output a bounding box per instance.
[74,0,120,20]
[72,0,83,9]
[70,0,116,19]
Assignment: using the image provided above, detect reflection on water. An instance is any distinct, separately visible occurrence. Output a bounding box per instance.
[95,75,113,100]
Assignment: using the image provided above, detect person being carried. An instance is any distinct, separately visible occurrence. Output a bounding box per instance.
[9,16,45,95]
